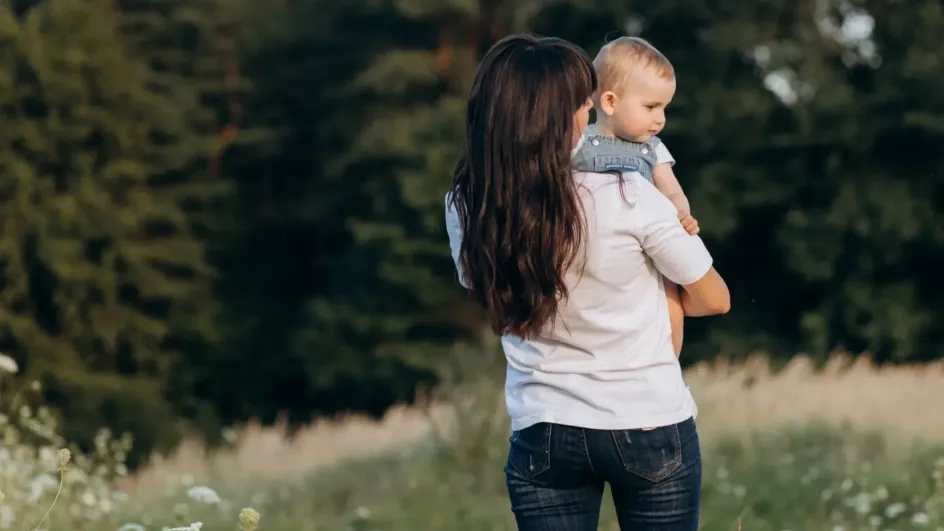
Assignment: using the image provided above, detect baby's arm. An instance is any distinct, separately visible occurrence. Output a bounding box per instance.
[653,162,698,235]
[665,277,684,357]
[653,163,690,214]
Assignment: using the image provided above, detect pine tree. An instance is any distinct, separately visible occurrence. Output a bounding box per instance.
[0,0,226,462]
[574,0,944,363]
[320,0,944,373]
[288,0,557,414]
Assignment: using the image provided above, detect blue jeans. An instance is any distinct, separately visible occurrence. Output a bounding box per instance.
[505,417,701,531]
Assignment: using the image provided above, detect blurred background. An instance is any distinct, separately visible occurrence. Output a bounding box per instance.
[0,0,943,529]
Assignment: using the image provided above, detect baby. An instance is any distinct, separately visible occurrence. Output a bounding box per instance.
[573,36,697,369]
[573,36,699,236]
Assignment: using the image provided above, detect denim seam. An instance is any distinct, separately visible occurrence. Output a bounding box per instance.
[580,428,597,477]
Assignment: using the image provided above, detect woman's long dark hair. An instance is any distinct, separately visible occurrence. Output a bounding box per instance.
[449,34,597,338]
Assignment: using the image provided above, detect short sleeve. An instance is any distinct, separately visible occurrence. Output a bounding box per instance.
[444,193,469,288]
[630,179,712,285]
[653,138,675,166]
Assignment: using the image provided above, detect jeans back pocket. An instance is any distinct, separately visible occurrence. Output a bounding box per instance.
[505,423,552,480]
[610,424,682,482]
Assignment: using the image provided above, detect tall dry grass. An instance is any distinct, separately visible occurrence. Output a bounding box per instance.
[116,405,443,503]
[686,354,944,442]
[120,354,944,502]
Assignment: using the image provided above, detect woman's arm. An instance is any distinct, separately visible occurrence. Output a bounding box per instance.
[631,179,731,317]
[664,278,684,357]
[680,268,730,316]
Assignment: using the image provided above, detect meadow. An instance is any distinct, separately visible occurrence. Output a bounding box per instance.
[3,353,944,530]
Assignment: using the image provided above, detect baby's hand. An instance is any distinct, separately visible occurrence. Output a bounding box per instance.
[678,210,700,235]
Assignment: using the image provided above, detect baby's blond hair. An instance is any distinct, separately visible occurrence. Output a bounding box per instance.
[592,37,674,100]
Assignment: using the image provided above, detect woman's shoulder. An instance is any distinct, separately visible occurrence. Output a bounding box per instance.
[574,171,679,233]
[573,170,653,207]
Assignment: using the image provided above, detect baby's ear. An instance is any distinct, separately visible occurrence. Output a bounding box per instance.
[599,91,618,116]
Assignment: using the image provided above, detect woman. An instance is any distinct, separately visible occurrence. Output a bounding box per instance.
[445,34,730,531]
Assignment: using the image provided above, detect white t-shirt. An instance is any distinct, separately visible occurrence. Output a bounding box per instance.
[654,140,675,166]
[444,172,713,431]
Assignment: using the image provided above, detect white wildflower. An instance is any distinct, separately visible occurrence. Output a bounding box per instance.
[221,427,238,444]
[28,474,59,502]
[81,491,97,507]
[165,524,203,531]
[187,485,221,504]
[885,502,907,518]
[39,446,56,463]
[846,492,872,515]
[0,354,18,374]
[912,512,930,525]
[875,486,889,500]
[117,524,146,531]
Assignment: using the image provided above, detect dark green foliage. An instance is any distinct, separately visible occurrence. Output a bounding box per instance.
[1,0,943,461]
[137,0,944,441]
[0,0,226,464]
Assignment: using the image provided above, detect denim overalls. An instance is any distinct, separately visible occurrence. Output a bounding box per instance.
[572,124,664,183]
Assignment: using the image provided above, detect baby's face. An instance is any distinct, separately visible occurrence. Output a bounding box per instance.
[606,70,676,142]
